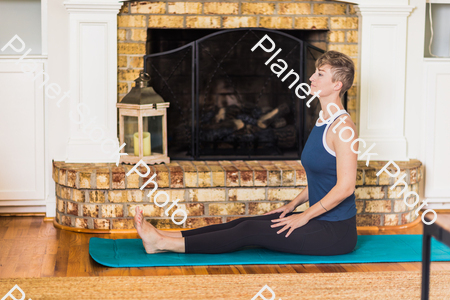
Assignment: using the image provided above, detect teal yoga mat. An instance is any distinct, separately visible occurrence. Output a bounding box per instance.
[89,235,450,268]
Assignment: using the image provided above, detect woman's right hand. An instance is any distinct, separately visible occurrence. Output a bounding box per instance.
[264,202,296,219]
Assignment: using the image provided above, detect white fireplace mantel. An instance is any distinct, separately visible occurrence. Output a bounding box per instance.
[356,3,414,161]
[63,0,123,163]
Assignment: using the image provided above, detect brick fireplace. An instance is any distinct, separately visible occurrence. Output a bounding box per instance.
[117,1,359,126]
[53,0,423,232]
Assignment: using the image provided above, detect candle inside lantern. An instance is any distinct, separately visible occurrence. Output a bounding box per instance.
[133,132,151,156]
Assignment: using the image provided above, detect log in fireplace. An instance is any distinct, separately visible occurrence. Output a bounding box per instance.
[144,28,347,160]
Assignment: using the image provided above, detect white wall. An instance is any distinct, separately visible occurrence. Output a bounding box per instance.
[412,0,450,209]
[0,0,71,215]
[405,0,427,160]
[0,0,47,213]
[46,0,70,163]
[1,0,448,215]
[44,0,71,216]
[0,0,122,216]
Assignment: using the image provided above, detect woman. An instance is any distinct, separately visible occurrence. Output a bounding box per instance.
[134,50,358,256]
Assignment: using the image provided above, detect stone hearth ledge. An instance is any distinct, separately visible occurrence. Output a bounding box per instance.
[52,159,423,232]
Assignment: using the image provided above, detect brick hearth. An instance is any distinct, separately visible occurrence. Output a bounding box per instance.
[53,159,423,231]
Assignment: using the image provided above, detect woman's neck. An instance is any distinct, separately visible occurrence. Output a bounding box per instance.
[319,100,345,120]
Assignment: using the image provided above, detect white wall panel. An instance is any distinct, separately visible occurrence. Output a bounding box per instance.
[79,23,107,133]
[0,62,45,201]
[423,60,450,204]
[367,25,397,131]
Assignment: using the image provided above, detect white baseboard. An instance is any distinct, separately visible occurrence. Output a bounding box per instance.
[0,200,46,206]
[424,199,450,210]
[0,206,46,213]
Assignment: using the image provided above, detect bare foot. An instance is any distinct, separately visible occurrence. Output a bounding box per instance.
[134,206,164,254]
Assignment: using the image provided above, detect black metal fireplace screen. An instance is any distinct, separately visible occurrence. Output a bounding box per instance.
[144,28,338,160]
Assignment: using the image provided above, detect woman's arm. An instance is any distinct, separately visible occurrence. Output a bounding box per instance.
[303,116,358,220]
[264,186,308,217]
[291,186,309,207]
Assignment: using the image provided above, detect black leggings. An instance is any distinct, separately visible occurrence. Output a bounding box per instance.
[181,212,357,255]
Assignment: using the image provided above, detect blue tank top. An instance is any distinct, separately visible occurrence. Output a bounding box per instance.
[300,109,357,221]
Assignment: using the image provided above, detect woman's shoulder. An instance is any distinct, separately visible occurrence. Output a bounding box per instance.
[328,112,357,137]
[326,112,358,155]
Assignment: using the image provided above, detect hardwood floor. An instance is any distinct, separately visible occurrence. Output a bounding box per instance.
[1,215,449,278]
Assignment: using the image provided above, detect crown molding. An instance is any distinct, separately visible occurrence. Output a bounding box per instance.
[63,0,123,13]
[355,5,415,16]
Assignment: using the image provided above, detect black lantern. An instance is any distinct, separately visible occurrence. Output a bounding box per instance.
[116,72,170,165]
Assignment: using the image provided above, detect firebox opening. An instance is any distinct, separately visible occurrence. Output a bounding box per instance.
[144,28,345,161]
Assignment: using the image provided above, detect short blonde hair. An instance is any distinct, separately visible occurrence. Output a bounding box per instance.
[315,50,355,99]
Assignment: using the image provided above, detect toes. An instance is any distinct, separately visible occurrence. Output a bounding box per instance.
[134,207,142,225]
[134,207,146,230]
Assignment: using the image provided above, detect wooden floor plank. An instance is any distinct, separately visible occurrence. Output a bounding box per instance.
[27,254,45,278]
[0,255,19,278]
[41,254,57,277]
[53,230,70,277]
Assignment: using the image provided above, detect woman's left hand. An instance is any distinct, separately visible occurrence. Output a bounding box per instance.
[270,213,310,238]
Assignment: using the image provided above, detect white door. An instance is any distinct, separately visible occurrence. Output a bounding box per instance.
[0,61,45,207]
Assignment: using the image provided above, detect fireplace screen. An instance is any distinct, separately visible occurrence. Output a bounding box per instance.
[144,28,331,160]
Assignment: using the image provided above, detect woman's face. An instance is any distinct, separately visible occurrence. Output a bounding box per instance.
[309,64,339,97]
